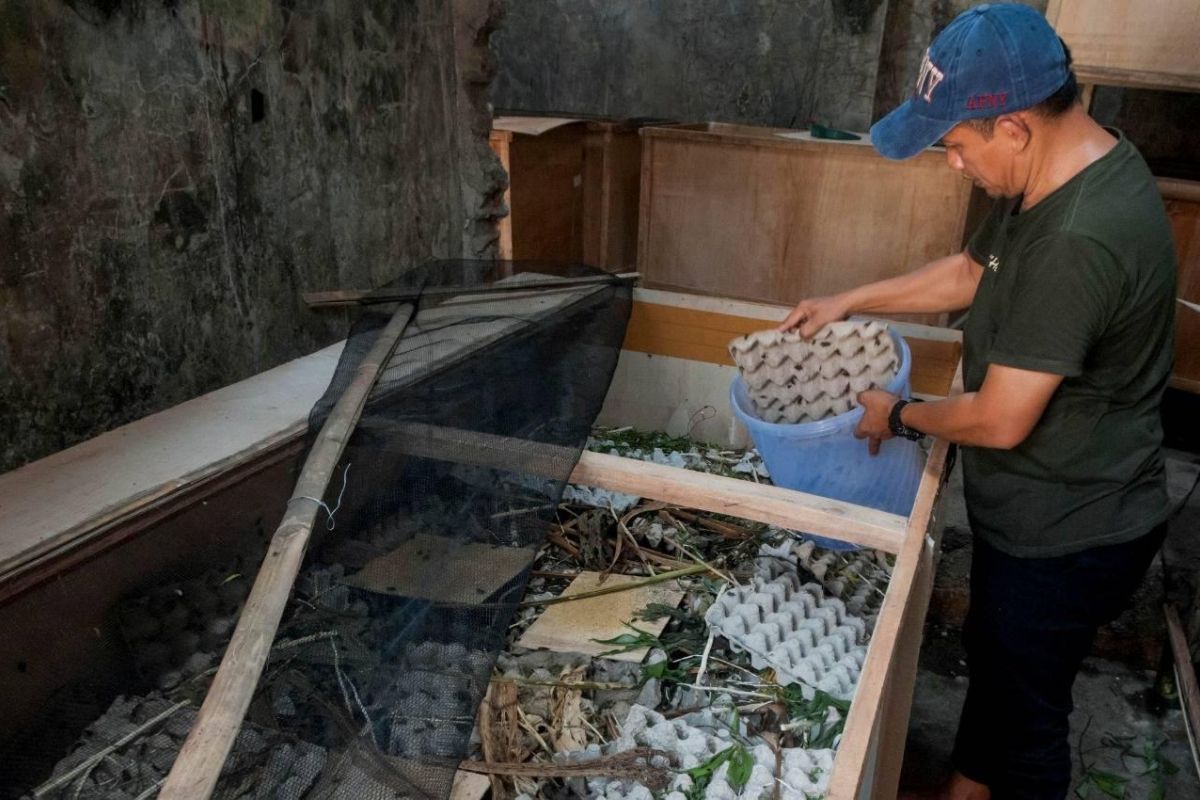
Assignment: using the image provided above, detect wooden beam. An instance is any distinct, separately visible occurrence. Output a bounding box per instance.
[1165,603,1200,781]
[827,362,963,798]
[571,452,906,553]
[159,304,416,800]
[302,272,639,309]
[1160,177,1200,204]
[380,421,909,553]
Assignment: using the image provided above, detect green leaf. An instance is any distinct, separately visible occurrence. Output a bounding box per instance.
[726,746,754,791]
[591,623,661,655]
[1088,770,1128,799]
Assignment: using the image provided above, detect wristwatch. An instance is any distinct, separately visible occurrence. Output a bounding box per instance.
[888,399,925,441]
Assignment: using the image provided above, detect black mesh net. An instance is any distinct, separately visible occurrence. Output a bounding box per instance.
[13,260,630,800]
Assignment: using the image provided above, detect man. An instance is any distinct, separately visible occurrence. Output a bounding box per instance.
[778,5,1177,799]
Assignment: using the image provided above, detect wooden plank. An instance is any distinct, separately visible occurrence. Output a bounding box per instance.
[1168,190,1200,391]
[1161,178,1200,204]
[571,452,907,553]
[379,422,909,553]
[1164,603,1200,781]
[582,122,643,272]
[1046,0,1200,94]
[160,304,416,800]
[827,363,962,798]
[509,123,586,262]
[622,300,963,398]
[636,123,971,318]
[0,342,345,584]
[489,130,514,261]
[0,440,302,607]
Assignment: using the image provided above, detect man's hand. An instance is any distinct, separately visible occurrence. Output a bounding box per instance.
[777,295,850,338]
[854,389,898,456]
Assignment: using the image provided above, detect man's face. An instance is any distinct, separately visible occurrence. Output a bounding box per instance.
[940,122,1020,198]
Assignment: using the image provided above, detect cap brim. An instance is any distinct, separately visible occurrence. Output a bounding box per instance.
[869,98,958,160]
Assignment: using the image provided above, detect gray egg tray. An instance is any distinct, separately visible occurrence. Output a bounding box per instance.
[704,573,869,699]
[729,321,898,423]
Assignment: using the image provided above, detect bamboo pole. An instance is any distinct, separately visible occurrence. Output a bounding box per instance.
[159,303,415,800]
[303,271,638,309]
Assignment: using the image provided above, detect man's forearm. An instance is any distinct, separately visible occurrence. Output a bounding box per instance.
[902,392,1034,450]
[841,251,981,316]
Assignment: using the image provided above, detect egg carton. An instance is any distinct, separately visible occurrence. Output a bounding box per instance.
[729,321,898,423]
[564,705,833,800]
[376,641,492,758]
[755,538,892,620]
[704,574,868,698]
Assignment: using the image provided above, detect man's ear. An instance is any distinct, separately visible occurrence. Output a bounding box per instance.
[996,114,1032,152]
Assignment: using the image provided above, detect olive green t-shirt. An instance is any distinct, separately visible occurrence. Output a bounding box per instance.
[962,133,1176,558]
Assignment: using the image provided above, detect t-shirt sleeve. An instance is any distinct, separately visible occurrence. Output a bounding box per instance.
[987,233,1124,377]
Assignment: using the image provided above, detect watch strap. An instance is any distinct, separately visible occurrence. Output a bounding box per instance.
[888,399,924,441]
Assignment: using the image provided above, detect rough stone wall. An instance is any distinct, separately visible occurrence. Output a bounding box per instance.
[490,0,889,132]
[0,0,504,471]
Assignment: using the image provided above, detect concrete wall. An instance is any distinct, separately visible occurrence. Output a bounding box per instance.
[0,0,505,472]
[491,0,890,132]
[490,1,1059,132]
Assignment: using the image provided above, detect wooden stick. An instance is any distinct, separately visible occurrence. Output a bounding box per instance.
[159,304,415,800]
[457,748,672,788]
[304,272,639,309]
[518,564,708,607]
[33,700,190,797]
[1165,603,1200,781]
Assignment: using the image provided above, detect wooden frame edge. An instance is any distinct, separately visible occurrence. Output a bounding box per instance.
[827,363,964,798]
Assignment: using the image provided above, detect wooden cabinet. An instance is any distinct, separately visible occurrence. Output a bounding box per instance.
[1163,179,1200,392]
[1047,0,1200,92]
[490,117,645,272]
[636,124,971,323]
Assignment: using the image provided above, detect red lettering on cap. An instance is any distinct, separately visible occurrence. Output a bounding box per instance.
[966,93,1009,110]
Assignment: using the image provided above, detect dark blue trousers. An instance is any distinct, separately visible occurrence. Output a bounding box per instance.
[951,523,1167,799]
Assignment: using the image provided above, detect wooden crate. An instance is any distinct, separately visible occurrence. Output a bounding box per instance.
[1,284,961,799]
[637,124,972,323]
[491,117,644,271]
[1046,0,1200,93]
[1164,178,1200,392]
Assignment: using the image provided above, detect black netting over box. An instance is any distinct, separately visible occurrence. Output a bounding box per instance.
[13,261,630,800]
[209,261,631,799]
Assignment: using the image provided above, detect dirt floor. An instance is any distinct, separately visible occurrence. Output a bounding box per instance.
[901,452,1200,798]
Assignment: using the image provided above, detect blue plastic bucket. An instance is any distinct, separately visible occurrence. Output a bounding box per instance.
[730,329,923,550]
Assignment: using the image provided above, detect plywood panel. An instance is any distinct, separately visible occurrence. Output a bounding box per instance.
[509,124,585,262]
[583,123,643,272]
[1167,190,1200,391]
[638,124,971,322]
[1046,0,1200,92]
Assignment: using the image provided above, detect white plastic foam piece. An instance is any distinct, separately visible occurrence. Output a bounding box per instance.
[729,321,899,423]
[704,573,868,699]
[755,538,893,620]
[567,705,834,800]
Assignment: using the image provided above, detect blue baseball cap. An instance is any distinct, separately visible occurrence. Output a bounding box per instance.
[870,3,1069,160]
